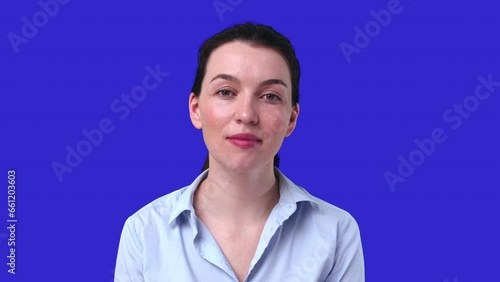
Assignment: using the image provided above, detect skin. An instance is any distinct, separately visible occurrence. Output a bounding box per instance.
[188,41,300,281]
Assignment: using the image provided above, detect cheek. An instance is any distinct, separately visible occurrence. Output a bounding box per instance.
[268,110,290,135]
[200,108,218,149]
[201,110,216,127]
[199,101,231,142]
[200,102,222,128]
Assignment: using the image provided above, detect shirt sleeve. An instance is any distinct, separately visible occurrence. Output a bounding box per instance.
[115,217,145,282]
[326,213,365,282]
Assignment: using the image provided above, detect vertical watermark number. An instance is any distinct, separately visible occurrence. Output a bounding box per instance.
[7,169,17,274]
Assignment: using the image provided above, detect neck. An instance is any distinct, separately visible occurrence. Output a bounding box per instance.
[194,161,280,227]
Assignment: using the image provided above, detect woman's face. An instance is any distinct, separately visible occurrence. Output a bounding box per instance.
[189,41,299,172]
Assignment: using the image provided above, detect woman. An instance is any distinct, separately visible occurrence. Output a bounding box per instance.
[115,22,364,282]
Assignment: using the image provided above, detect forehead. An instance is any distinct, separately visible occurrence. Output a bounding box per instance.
[203,41,291,85]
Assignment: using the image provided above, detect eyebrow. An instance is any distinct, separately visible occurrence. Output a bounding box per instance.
[210,73,288,88]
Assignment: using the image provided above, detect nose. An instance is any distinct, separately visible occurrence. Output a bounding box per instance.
[234,93,258,125]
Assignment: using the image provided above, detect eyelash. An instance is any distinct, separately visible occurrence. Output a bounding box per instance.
[216,89,234,97]
[216,89,282,102]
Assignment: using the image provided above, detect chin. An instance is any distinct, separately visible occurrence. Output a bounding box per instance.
[224,159,271,173]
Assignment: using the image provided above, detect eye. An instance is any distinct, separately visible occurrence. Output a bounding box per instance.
[262,94,281,101]
[216,89,234,97]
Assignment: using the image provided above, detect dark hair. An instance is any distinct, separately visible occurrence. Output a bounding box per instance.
[191,22,301,172]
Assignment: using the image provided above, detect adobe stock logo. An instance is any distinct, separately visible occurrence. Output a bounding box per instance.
[51,64,169,183]
[339,0,412,63]
[285,231,331,281]
[7,0,70,54]
[384,74,499,191]
[212,0,243,21]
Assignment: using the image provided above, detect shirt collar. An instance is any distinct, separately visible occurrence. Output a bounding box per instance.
[168,167,319,226]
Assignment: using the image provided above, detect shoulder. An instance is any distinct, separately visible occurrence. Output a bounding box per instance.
[122,186,188,233]
[118,169,200,237]
[313,193,357,223]
[276,168,359,230]
[301,188,358,226]
[288,183,361,239]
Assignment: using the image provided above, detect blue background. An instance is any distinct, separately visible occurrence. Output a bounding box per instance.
[1,0,498,281]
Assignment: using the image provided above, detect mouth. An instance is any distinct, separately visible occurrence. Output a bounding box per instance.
[227,133,261,141]
[227,133,262,148]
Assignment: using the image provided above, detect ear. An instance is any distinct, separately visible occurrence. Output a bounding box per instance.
[285,103,300,137]
[189,92,202,129]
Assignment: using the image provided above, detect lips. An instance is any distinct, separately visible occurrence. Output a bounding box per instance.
[227,133,262,148]
[227,133,261,141]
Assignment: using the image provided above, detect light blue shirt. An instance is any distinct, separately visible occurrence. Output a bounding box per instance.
[115,168,364,282]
